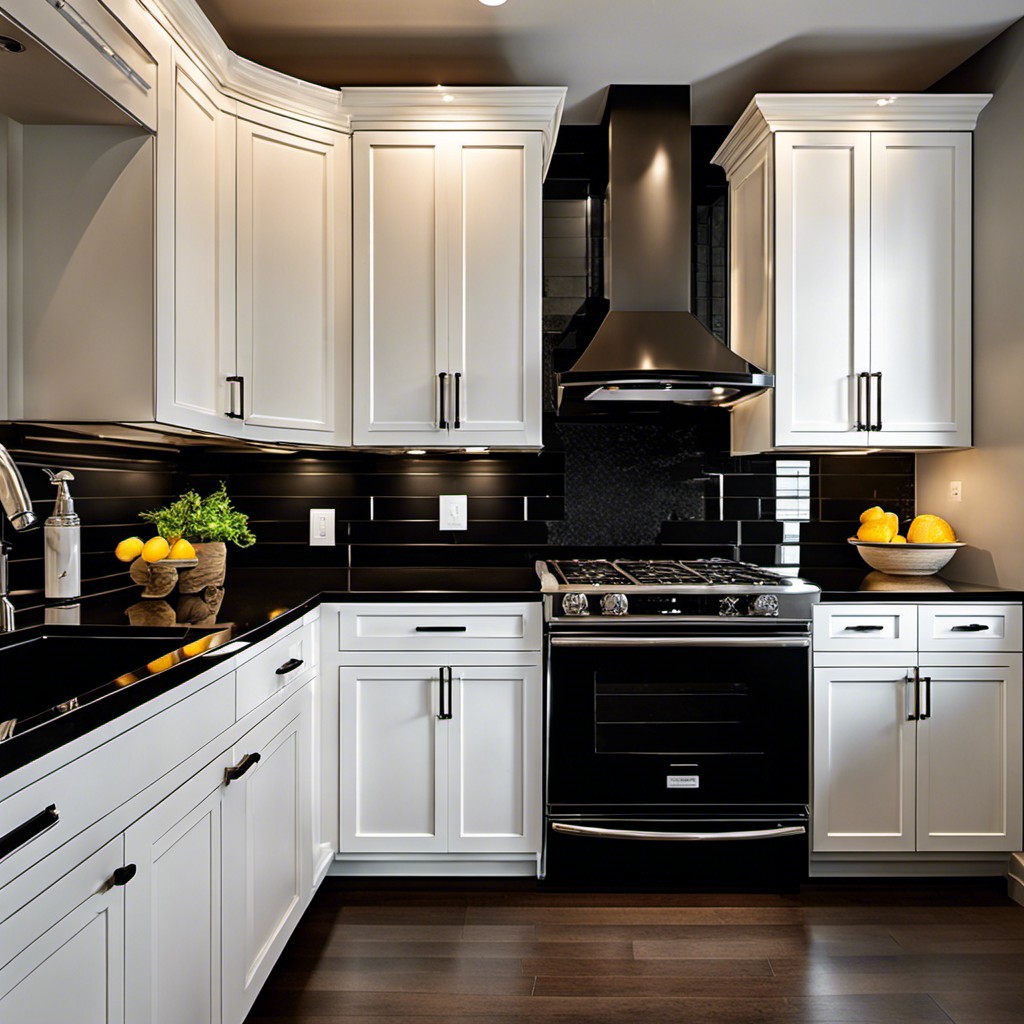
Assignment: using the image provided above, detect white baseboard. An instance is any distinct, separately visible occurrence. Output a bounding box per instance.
[329,854,539,877]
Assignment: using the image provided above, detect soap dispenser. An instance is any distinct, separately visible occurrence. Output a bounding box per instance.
[43,469,81,602]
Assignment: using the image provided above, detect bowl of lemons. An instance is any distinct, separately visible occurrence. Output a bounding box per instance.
[848,508,964,576]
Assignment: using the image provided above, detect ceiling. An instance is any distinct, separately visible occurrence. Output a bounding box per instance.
[194,0,1024,124]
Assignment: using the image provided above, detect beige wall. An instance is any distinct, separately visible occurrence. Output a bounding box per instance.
[917,18,1024,588]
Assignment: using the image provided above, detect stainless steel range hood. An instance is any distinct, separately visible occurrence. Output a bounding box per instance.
[557,86,772,409]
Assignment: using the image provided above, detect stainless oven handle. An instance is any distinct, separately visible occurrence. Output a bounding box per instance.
[550,822,806,842]
[548,636,810,648]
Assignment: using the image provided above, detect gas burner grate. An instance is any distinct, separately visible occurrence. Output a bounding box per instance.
[548,558,790,589]
[677,559,789,587]
[551,560,634,586]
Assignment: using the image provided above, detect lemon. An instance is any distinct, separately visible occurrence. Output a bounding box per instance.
[907,514,956,544]
[857,521,892,543]
[892,535,907,543]
[859,506,886,524]
[141,536,171,563]
[115,536,145,562]
[169,538,196,560]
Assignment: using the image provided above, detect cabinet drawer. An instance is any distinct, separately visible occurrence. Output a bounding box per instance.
[813,604,917,652]
[0,671,233,889]
[235,623,310,719]
[2,0,159,131]
[338,603,542,652]
[919,604,1023,652]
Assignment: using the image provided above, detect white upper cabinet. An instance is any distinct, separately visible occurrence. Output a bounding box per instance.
[155,53,238,437]
[715,94,989,453]
[353,130,544,448]
[235,107,350,444]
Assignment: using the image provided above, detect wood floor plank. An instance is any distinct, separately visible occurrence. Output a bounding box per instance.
[264,968,537,995]
[276,954,528,975]
[521,956,776,977]
[932,990,1024,1023]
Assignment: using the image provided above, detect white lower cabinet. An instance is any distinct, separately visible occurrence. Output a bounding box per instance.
[916,664,1023,852]
[812,602,1024,861]
[813,666,917,853]
[222,684,314,1024]
[122,680,314,1024]
[124,762,226,1024]
[0,837,126,1024]
[338,662,542,857]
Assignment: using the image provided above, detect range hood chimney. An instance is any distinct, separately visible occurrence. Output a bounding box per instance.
[557,85,772,408]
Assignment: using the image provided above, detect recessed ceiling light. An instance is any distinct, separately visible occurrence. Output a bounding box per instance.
[876,96,897,107]
[479,0,508,6]
[443,94,454,102]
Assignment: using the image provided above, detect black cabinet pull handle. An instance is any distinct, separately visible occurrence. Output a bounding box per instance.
[275,658,304,675]
[111,864,137,887]
[438,372,448,429]
[224,751,261,784]
[919,675,932,720]
[950,623,989,632]
[855,371,869,431]
[225,375,245,419]
[0,804,59,861]
[906,670,919,721]
[415,625,467,633]
[453,372,462,429]
[844,624,884,632]
[437,666,453,720]
[871,371,883,431]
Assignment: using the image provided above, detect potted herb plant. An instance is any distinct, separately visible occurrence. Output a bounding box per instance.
[139,482,255,591]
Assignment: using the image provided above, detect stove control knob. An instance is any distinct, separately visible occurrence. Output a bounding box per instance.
[719,596,741,616]
[600,593,629,616]
[561,592,590,616]
[750,594,780,617]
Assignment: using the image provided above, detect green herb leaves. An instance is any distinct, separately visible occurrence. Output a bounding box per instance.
[140,481,256,548]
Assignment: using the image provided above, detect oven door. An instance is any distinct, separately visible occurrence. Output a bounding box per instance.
[546,627,810,808]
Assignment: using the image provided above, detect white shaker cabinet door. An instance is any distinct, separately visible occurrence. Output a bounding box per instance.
[869,133,972,447]
[124,761,227,1024]
[339,666,448,853]
[447,664,542,854]
[236,113,349,443]
[774,133,872,447]
[223,685,314,1024]
[448,134,543,447]
[0,838,126,1024]
[157,57,239,436]
[352,133,450,446]
[813,666,917,853]
[916,662,1023,852]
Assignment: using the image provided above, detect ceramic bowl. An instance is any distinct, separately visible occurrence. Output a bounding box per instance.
[847,539,964,576]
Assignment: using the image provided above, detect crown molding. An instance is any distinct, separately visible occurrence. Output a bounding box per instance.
[341,86,567,176]
[714,92,992,178]
[752,93,992,132]
[712,96,772,177]
[141,0,345,129]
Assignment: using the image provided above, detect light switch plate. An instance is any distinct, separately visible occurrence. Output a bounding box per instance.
[309,508,336,546]
[439,494,468,531]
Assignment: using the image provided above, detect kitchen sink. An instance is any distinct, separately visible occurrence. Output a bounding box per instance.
[0,625,225,730]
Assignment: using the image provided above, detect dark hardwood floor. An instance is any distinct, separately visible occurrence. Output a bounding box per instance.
[246,879,1024,1023]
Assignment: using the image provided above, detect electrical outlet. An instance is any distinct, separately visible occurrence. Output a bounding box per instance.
[949,480,962,502]
[309,508,335,546]
[439,494,468,531]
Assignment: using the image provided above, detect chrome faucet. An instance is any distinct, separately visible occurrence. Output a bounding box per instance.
[0,443,39,632]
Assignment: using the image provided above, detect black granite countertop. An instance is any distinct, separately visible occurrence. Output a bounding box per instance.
[0,566,543,778]
[798,567,1024,602]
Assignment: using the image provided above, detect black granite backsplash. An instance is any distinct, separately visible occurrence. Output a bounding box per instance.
[0,421,914,599]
